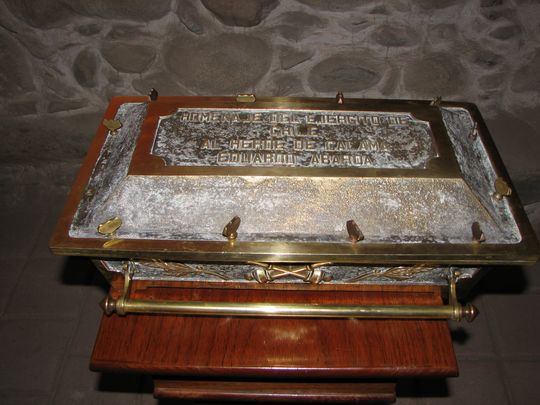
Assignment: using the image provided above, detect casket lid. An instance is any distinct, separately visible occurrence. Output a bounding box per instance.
[50,96,539,265]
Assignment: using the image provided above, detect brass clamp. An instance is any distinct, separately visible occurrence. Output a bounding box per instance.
[101,268,478,322]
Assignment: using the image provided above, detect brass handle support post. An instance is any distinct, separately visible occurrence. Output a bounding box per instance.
[101,268,478,322]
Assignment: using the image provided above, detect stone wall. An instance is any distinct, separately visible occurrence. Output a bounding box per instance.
[0,0,539,203]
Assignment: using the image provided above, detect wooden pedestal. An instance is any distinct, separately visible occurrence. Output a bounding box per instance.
[91,282,457,403]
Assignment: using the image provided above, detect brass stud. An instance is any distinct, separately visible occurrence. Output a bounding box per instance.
[471,221,486,243]
[236,94,256,103]
[98,216,122,237]
[493,177,512,200]
[148,88,158,101]
[222,215,241,240]
[102,119,122,135]
[346,220,364,243]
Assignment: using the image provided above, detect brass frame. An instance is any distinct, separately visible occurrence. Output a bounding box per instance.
[101,265,478,322]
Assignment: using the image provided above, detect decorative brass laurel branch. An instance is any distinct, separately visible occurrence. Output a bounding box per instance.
[134,260,436,284]
[138,259,231,280]
[345,264,434,282]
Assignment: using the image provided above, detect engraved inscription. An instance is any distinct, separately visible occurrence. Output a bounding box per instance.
[152,109,437,169]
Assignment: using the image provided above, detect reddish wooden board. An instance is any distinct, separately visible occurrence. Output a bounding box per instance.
[153,379,397,403]
[91,284,457,379]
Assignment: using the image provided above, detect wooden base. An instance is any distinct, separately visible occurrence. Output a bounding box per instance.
[154,379,396,403]
[91,282,457,403]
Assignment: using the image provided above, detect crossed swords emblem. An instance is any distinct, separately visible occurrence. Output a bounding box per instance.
[245,262,333,284]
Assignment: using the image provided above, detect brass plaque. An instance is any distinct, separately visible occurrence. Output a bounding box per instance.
[152,109,437,169]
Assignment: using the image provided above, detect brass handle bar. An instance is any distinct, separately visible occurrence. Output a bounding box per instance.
[101,267,478,322]
[102,296,477,321]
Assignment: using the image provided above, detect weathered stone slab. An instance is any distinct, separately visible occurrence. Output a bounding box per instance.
[4,0,74,28]
[371,24,419,47]
[0,31,35,96]
[511,50,540,93]
[308,53,384,92]
[69,0,171,22]
[403,53,467,97]
[164,34,271,94]
[201,0,278,27]
[176,1,205,34]
[279,47,313,70]
[73,48,100,88]
[101,42,156,73]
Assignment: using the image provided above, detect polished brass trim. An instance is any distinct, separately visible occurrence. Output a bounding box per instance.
[236,94,256,103]
[245,261,333,284]
[139,259,231,280]
[102,119,122,134]
[97,217,122,236]
[345,264,433,282]
[222,216,241,240]
[101,269,478,322]
[471,222,486,243]
[346,220,364,243]
[494,177,512,200]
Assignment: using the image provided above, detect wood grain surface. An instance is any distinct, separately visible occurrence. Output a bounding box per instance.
[153,379,397,403]
[91,283,457,378]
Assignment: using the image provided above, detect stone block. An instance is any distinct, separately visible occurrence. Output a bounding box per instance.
[132,72,190,97]
[101,42,156,74]
[489,25,521,40]
[275,11,327,42]
[73,48,100,88]
[4,100,37,116]
[0,31,35,97]
[511,50,540,93]
[260,74,304,96]
[69,0,171,22]
[177,1,205,34]
[201,0,278,27]
[76,23,102,36]
[412,0,464,10]
[106,24,148,41]
[308,53,384,93]
[403,53,468,97]
[4,0,74,29]
[296,0,364,12]
[279,46,313,70]
[1,111,103,166]
[371,24,419,47]
[164,33,272,94]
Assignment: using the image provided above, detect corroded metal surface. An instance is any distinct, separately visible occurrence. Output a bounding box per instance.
[54,97,538,268]
[153,109,436,169]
